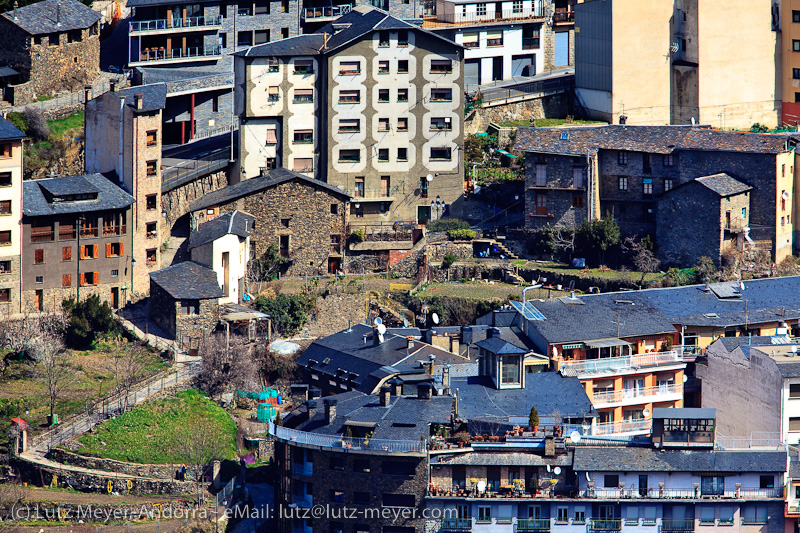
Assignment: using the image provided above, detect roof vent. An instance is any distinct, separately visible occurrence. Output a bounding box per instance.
[614,299,634,305]
[703,313,719,319]
[560,132,569,140]
[321,357,331,365]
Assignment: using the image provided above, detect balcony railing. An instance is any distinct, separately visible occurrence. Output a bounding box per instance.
[553,10,574,23]
[292,463,313,476]
[516,519,550,531]
[592,418,652,436]
[559,350,682,376]
[134,45,221,64]
[346,186,399,199]
[580,487,783,500]
[30,229,54,242]
[592,383,682,406]
[522,38,540,50]
[270,423,425,453]
[715,432,784,450]
[129,15,222,33]
[660,520,694,532]
[589,519,622,531]
[421,6,545,27]
[102,225,126,237]
[80,227,99,238]
[441,518,472,532]
[303,3,354,19]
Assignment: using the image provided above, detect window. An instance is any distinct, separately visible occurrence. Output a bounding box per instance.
[281,27,289,38]
[742,505,768,525]
[383,461,415,476]
[146,160,157,176]
[793,68,799,80]
[760,475,774,489]
[339,90,360,103]
[463,32,479,48]
[293,129,313,143]
[294,88,313,102]
[794,40,800,52]
[398,30,408,46]
[487,30,503,46]
[0,172,10,187]
[111,269,118,277]
[431,88,452,101]
[339,149,360,163]
[643,178,653,195]
[618,151,628,164]
[431,117,451,131]
[339,119,360,133]
[398,148,408,161]
[663,154,674,167]
[268,58,279,72]
[378,89,390,102]
[0,288,9,302]
[146,221,157,237]
[477,506,491,523]
[664,178,673,192]
[643,507,657,525]
[379,30,389,47]
[237,31,252,46]
[293,158,313,172]
[353,492,370,505]
[331,203,338,215]
[146,130,157,146]
[618,177,628,191]
[281,218,290,228]
[146,195,157,210]
[330,490,345,503]
[572,194,584,208]
[430,147,452,160]
[107,242,122,257]
[397,118,408,131]
[477,2,486,15]
[294,59,313,74]
[398,60,409,73]
[268,86,279,102]
[80,272,99,286]
[35,275,43,284]
[574,507,586,524]
[378,149,389,162]
[512,0,522,13]
[398,88,409,102]
[378,60,389,74]
[700,507,715,525]
[49,33,59,46]
[254,30,269,44]
[254,0,269,14]
[0,260,9,273]
[81,244,99,259]
[34,249,44,264]
[0,200,10,215]
[266,157,277,170]
[791,384,800,398]
[701,476,724,496]
[340,61,361,75]
[62,274,71,287]
[378,118,390,132]
[0,144,10,158]
[0,230,10,245]
[556,507,569,524]
[626,506,639,524]
[794,10,800,22]
[146,248,157,264]
[719,508,734,525]
[534,192,547,214]
[180,300,199,315]
[430,59,452,73]
[603,475,619,488]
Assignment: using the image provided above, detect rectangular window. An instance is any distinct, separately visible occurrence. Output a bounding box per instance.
[146,222,157,237]
[430,147,452,160]
[331,204,338,215]
[80,272,99,286]
[398,30,408,46]
[146,194,157,210]
[477,3,486,15]
[254,0,269,14]
[339,149,361,163]
[0,144,10,158]
[339,90,360,103]
[35,275,43,284]
[760,475,774,489]
[790,384,800,398]
[268,58,279,72]
[62,246,72,261]
[701,476,724,496]
[111,269,118,277]
[664,178,673,192]
[339,119,360,133]
[700,507,715,525]
[281,27,288,38]
[378,149,389,162]
[62,274,71,287]
[146,248,157,264]
[742,505,768,525]
[603,474,619,488]
[254,29,268,44]
[107,242,123,257]
[663,155,674,167]
[618,151,628,164]
[0,172,11,186]
[146,160,157,176]
[0,230,10,245]
[180,300,200,315]
[643,507,657,525]
[719,508,733,525]
[0,260,10,273]
[574,507,586,524]
[34,249,44,264]
[572,194,584,208]
[626,506,639,524]
[512,0,522,13]
[643,178,653,195]
[535,192,547,214]
[0,200,10,214]
[573,167,584,188]
[618,177,628,191]
[293,88,313,103]
[487,30,503,46]
[0,288,9,302]
[378,60,389,74]
[397,88,409,102]
[237,31,252,46]
[378,89,390,102]
[268,86,279,102]
[477,506,491,523]
[294,59,313,74]
[794,40,800,52]
[794,10,800,22]
[398,60,409,73]
[397,118,408,131]
[398,148,408,161]
[431,88,452,101]
[340,61,361,75]
[265,128,278,145]
[379,30,390,47]
[354,178,365,198]
[378,118,390,132]
[431,117,452,131]
[146,130,157,146]
[430,59,453,73]
[330,490,345,503]
[293,129,313,143]
[556,507,569,524]
[293,158,313,172]
[463,32,479,48]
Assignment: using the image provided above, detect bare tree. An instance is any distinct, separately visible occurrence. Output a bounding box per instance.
[33,326,70,424]
[246,244,289,295]
[176,412,231,505]
[622,237,661,287]
[551,225,578,260]
[0,482,25,518]
[195,335,260,398]
[113,343,153,410]
[0,311,66,373]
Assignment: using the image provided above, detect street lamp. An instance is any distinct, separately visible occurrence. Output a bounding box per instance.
[430,195,444,221]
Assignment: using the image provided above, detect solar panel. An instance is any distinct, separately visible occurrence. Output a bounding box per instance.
[511,300,546,321]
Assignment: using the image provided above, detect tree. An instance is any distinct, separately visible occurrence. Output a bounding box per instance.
[528,406,539,429]
[194,335,260,398]
[112,343,154,411]
[254,293,315,336]
[62,295,120,350]
[246,244,290,294]
[33,325,70,424]
[576,216,620,265]
[0,311,66,372]
[23,108,49,141]
[176,411,231,505]
[621,236,660,286]
[464,133,499,166]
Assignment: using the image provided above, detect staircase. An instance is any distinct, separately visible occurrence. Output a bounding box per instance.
[492,239,520,260]
[160,236,188,267]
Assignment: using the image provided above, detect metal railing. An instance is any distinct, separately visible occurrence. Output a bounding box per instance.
[593,383,682,405]
[661,520,694,532]
[522,38,540,50]
[130,14,222,32]
[270,423,426,453]
[559,350,682,376]
[553,11,574,23]
[715,432,784,449]
[442,518,473,531]
[589,519,622,531]
[581,487,782,499]
[346,186,399,199]
[422,6,544,27]
[161,145,231,193]
[478,75,574,106]
[592,418,652,435]
[134,45,221,63]
[303,3,354,19]
[516,519,550,531]
[216,476,236,507]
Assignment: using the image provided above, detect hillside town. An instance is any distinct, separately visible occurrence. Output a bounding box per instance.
[2,0,800,532]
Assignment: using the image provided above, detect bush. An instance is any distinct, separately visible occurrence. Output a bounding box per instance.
[575,216,620,265]
[24,108,49,142]
[441,253,458,269]
[428,218,470,233]
[62,295,120,350]
[6,112,26,135]
[448,228,476,240]
[254,293,316,336]
[349,229,365,243]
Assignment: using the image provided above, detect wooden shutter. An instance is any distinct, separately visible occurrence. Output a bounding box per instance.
[93,272,99,285]
[62,247,71,261]
[79,246,85,260]
[106,243,111,257]
[93,245,99,258]
[80,273,86,286]
[34,249,43,263]
[119,242,124,255]
[62,274,71,287]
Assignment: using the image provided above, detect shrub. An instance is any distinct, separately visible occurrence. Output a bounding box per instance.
[428,218,470,233]
[448,228,476,240]
[349,229,365,243]
[254,293,316,336]
[6,112,26,135]
[62,295,120,350]
[24,108,49,142]
[441,253,458,269]
[528,406,539,428]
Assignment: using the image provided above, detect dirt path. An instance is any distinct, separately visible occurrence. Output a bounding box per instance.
[20,486,197,505]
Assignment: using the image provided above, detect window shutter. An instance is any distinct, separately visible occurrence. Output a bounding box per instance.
[62,247,71,261]
[79,246,85,260]
[62,274,71,287]
[93,245,99,258]
[120,242,124,256]
[80,273,86,286]
[93,272,99,284]
[106,243,111,257]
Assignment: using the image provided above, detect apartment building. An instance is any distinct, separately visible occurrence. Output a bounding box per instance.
[782,0,800,126]
[514,125,796,264]
[234,6,464,224]
[0,119,25,315]
[21,174,135,312]
[574,0,780,128]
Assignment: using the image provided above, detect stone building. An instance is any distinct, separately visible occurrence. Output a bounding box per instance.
[21,174,135,312]
[149,261,222,350]
[190,167,351,276]
[656,173,751,266]
[0,118,25,316]
[234,6,464,225]
[514,125,796,263]
[188,210,254,305]
[0,0,101,105]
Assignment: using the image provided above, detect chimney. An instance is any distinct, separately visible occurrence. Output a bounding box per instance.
[83,85,92,104]
[408,338,415,351]
[324,398,337,425]
[392,379,402,396]
[418,382,432,400]
[306,399,318,421]
[134,93,144,110]
[442,365,450,393]
[462,325,473,345]
[570,290,576,299]
[489,327,500,338]
[56,1,60,26]
[380,385,391,406]
[109,79,116,92]
[13,1,18,21]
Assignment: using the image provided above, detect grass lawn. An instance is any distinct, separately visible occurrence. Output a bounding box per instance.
[513,260,663,283]
[415,280,569,300]
[48,111,84,139]
[533,118,605,128]
[76,389,238,464]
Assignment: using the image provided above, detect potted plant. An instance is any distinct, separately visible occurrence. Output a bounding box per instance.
[455,431,470,447]
[529,406,539,433]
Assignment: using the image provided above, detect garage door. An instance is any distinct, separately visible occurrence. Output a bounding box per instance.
[554,31,569,67]
[512,54,535,77]
[465,59,481,88]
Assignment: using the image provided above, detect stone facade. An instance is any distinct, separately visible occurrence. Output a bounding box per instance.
[524,152,588,231]
[48,448,181,479]
[0,256,20,317]
[162,170,229,235]
[0,18,100,105]
[149,281,219,344]
[464,93,569,135]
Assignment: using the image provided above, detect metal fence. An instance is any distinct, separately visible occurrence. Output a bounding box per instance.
[478,75,574,106]
[161,146,231,192]
[271,423,426,453]
[2,74,126,115]
[715,432,784,450]
[216,476,236,507]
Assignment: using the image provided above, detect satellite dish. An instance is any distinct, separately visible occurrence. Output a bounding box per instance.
[793,345,798,353]
[374,317,383,326]
[431,313,440,324]
[554,467,562,475]
[426,174,434,182]
[642,408,651,417]
[739,281,745,291]
[377,324,387,335]
[683,374,688,383]
[570,431,582,443]
[783,191,790,200]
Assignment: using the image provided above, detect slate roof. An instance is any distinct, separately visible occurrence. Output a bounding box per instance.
[717,336,781,352]
[190,167,352,213]
[188,211,255,250]
[109,84,167,113]
[0,116,25,140]
[127,0,215,7]
[573,447,786,473]
[236,6,460,58]
[149,261,224,300]
[23,174,134,217]
[789,460,800,479]
[2,0,101,34]
[693,173,752,197]
[475,327,539,355]
[434,452,572,466]
[453,372,596,421]
[514,125,791,156]
[651,407,716,419]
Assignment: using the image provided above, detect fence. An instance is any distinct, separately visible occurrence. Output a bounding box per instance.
[271,423,426,453]
[715,432,784,450]
[477,75,574,106]
[161,146,232,192]
[216,476,236,507]
[2,74,126,115]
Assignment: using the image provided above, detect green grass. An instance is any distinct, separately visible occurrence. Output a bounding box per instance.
[414,280,569,300]
[36,94,53,102]
[533,118,605,128]
[516,260,663,282]
[497,119,532,127]
[47,111,84,139]
[76,389,237,464]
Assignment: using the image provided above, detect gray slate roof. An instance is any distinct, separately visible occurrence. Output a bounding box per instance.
[789,460,800,479]
[475,327,538,355]
[0,66,18,78]
[238,33,327,57]
[188,211,254,250]
[109,84,167,112]
[3,0,101,35]
[435,452,572,466]
[573,447,786,473]
[514,125,791,156]
[693,173,752,197]
[189,167,351,213]
[23,174,134,217]
[651,407,716,419]
[149,261,223,300]
[0,116,25,140]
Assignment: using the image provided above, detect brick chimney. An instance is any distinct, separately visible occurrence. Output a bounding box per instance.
[83,85,92,104]
[418,382,432,400]
[109,79,116,92]
[134,93,144,110]
[324,398,337,425]
[306,399,318,422]
[380,385,391,407]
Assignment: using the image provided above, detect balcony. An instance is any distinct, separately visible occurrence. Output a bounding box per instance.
[661,520,694,532]
[130,45,222,66]
[80,227,99,238]
[292,462,313,477]
[102,225,126,237]
[553,10,574,24]
[30,229,54,243]
[589,520,622,531]
[558,350,683,377]
[724,219,746,233]
[592,418,652,436]
[579,486,783,500]
[441,519,472,532]
[592,383,682,408]
[421,6,545,28]
[516,519,550,531]
[270,423,426,454]
[303,3,354,20]
[346,186,398,201]
[129,15,222,34]
[522,38,540,50]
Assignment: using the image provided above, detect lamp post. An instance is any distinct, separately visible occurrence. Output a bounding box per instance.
[430,195,443,221]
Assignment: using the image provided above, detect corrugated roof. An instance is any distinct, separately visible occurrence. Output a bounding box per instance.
[2,0,101,35]
[149,261,223,300]
[23,173,134,217]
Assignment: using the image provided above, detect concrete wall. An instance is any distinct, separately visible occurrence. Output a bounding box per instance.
[190,232,249,304]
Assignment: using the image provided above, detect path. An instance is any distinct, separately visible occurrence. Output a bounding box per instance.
[2,72,127,115]
[230,483,273,533]
[20,486,193,505]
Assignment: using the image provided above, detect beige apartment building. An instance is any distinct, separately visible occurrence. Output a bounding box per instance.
[0,118,25,315]
[574,0,780,129]
[235,6,464,224]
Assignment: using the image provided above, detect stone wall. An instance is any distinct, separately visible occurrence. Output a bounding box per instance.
[175,297,220,344]
[48,448,180,479]
[428,242,473,261]
[0,255,20,316]
[149,281,177,338]
[162,170,229,233]
[303,292,367,337]
[465,93,569,134]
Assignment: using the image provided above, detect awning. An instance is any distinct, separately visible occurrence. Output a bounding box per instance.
[585,338,632,349]
[497,149,517,158]
[0,66,18,77]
